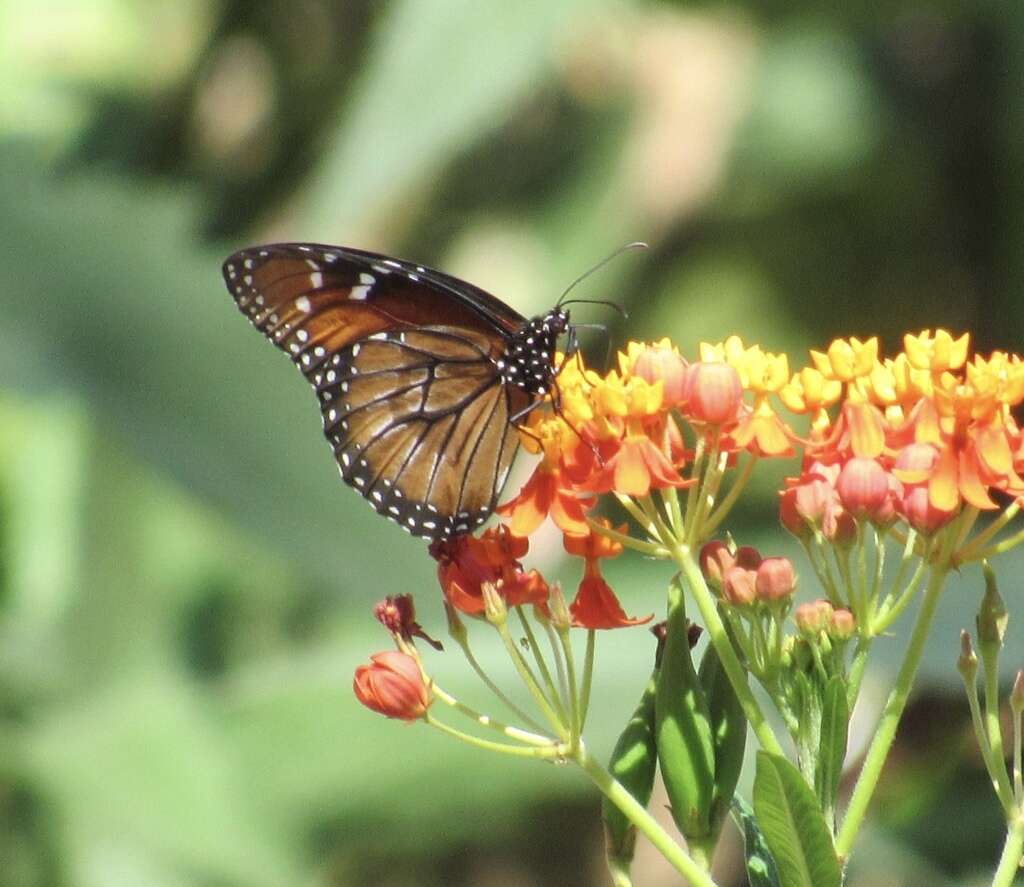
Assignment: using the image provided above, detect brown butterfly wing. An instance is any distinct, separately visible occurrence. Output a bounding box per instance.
[223,243,532,540]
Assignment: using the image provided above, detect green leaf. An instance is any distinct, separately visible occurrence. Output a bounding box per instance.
[815,676,849,823]
[731,796,782,887]
[752,751,842,887]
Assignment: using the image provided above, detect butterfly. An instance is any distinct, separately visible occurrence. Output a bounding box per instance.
[222,243,575,541]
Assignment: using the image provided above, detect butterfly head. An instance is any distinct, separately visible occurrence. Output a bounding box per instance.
[501,308,571,397]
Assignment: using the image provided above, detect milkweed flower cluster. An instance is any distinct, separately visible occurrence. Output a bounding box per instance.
[354,328,1024,886]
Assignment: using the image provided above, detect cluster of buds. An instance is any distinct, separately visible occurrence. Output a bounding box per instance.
[700,541,797,608]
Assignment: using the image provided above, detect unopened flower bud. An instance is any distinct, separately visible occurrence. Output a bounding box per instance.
[755,557,797,602]
[722,565,758,606]
[1011,670,1024,716]
[828,509,857,548]
[699,540,734,587]
[683,361,744,425]
[794,599,833,635]
[548,582,571,631]
[829,607,856,640]
[957,630,978,683]
[836,457,891,520]
[734,545,763,570]
[898,485,956,535]
[976,562,1008,648]
[632,342,688,406]
[353,651,432,721]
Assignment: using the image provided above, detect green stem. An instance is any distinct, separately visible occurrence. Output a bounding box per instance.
[425,714,567,759]
[454,635,546,733]
[615,492,663,543]
[966,526,1024,562]
[431,684,554,747]
[588,517,668,557]
[516,609,566,722]
[984,640,1016,809]
[539,615,569,705]
[575,744,719,887]
[991,813,1024,887]
[835,563,951,858]
[958,501,1019,563]
[495,621,568,739]
[579,630,596,731]
[557,625,581,746]
[871,558,927,635]
[674,545,785,756]
[703,454,759,538]
[846,639,872,712]
[961,662,1013,815]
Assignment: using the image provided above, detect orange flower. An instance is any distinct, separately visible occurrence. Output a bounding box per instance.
[581,423,691,496]
[353,651,432,721]
[566,522,651,629]
[570,566,653,629]
[430,527,549,615]
[498,465,594,536]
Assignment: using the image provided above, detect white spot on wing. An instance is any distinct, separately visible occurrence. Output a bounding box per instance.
[296,295,312,313]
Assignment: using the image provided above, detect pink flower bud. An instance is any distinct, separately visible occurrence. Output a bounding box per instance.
[794,599,834,635]
[699,540,734,588]
[780,465,840,539]
[828,509,858,547]
[722,565,758,606]
[756,557,797,601]
[632,343,688,406]
[683,361,743,425]
[353,651,431,721]
[829,607,856,640]
[898,485,957,534]
[836,457,891,520]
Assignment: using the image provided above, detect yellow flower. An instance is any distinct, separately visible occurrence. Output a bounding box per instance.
[810,337,879,385]
[902,329,969,374]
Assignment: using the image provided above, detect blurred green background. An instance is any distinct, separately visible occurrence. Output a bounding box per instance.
[2,1,1023,885]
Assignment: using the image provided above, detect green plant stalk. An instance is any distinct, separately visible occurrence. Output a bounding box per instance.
[703,453,758,538]
[576,743,719,887]
[968,526,1024,562]
[957,501,1019,563]
[426,714,568,758]
[991,812,1024,887]
[674,545,785,756]
[452,633,546,732]
[588,517,668,557]
[517,608,566,718]
[846,639,872,712]
[982,639,1016,808]
[579,629,596,731]
[431,683,553,746]
[557,624,582,746]
[539,615,569,704]
[961,661,1014,814]
[834,563,950,858]
[871,558,927,634]
[495,620,568,738]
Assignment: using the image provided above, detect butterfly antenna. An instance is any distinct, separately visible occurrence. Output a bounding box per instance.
[556,241,648,309]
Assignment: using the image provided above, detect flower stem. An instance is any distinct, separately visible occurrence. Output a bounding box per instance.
[425,714,567,758]
[515,609,567,722]
[453,634,547,733]
[575,743,719,887]
[588,517,668,557]
[835,563,950,858]
[704,454,758,538]
[495,621,568,739]
[579,629,596,731]
[991,812,1024,887]
[431,683,554,746]
[557,625,582,746]
[958,501,1019,563]
[673,545,785,756]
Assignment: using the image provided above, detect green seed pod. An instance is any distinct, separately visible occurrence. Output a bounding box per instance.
[602,669,659,864]
[655,604,716,843]
[698,642,748,836]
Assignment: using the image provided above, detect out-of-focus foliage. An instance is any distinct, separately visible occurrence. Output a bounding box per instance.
[2,0,1023,884]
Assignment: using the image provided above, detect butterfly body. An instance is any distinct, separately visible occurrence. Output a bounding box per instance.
[223,243,569,540]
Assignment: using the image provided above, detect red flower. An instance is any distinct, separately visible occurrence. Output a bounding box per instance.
[353,651,431,721]
[497,464,594,537]
[570,561,652,629]
[430,527,549,616]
